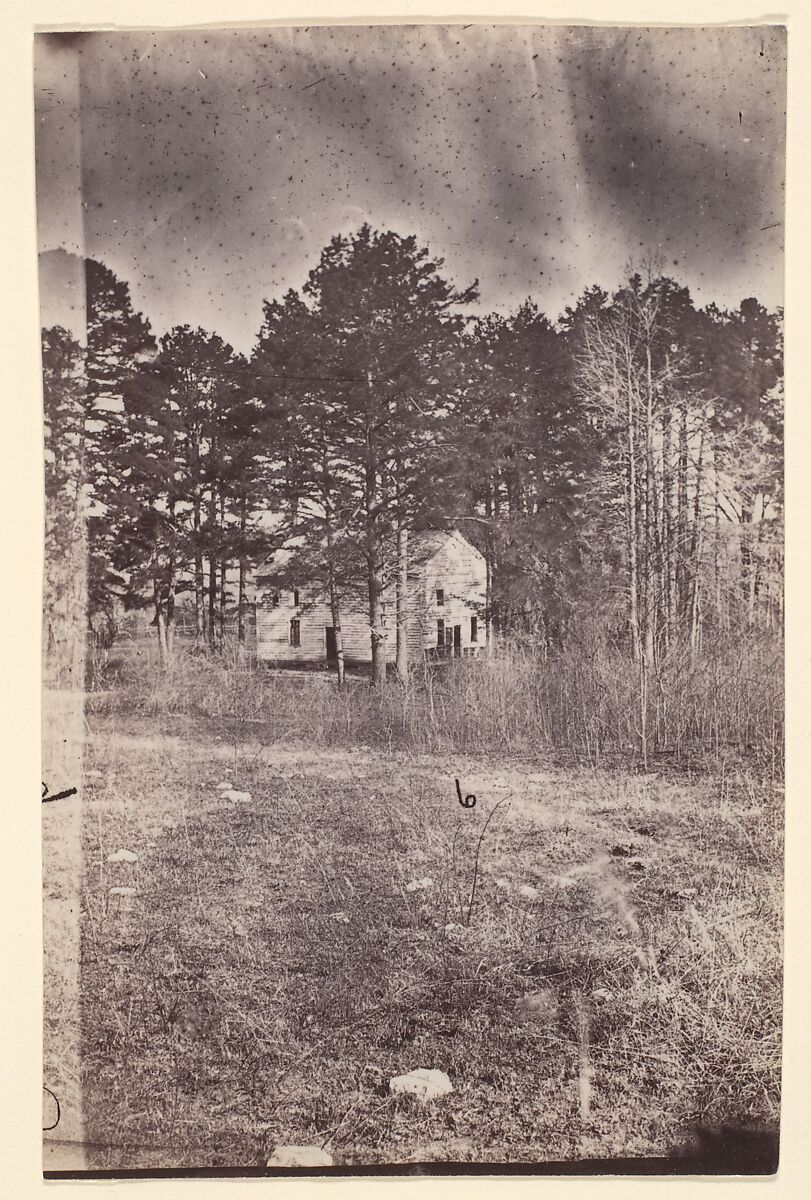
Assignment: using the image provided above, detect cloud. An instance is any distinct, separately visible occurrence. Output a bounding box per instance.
[35,25,785,352]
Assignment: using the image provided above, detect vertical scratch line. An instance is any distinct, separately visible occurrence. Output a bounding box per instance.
[576,992,592,1124]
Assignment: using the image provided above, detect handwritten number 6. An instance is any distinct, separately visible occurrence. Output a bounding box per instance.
[455,778,477,808]
[43,1086,61,1132]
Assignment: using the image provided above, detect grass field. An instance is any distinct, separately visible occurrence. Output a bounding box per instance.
[45,663,783,1171]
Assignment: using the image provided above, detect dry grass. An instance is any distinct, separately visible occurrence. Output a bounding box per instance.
[58,683,783,1170]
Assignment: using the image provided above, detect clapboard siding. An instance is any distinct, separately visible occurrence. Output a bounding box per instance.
[255,587,393,665]
[419,531,486,654]
[255,530,486,667]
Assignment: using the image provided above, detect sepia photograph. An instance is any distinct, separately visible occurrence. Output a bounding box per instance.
[36,20,785,1176]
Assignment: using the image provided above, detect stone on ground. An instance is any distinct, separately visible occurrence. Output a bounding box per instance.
[107,848,138,864]
[389,1068,453,1103]
[267,1145,334,1168]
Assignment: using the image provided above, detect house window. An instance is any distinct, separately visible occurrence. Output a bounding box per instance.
[264,589,280,609]
[437,618,445,646]
[293,588,300,606]
[471,616,478,643]
[436,587,445,607]
[289,619,301,647]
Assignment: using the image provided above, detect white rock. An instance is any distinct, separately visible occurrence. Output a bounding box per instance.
[677,887,697,899]
[330,912,350,924]
[494,877,512,891]
[519,883,539,900]
[215,780,233,790]
[405,877,434,892]
[592,987,614,1002]
[266,1145,333,1168]
[221,789,252,802]
[108,848,138,864]
[389,1068,453,1103]
[109,886,136,897]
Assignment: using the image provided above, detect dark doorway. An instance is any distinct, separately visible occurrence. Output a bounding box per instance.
[325,626,338,664]
[453,624,461,654]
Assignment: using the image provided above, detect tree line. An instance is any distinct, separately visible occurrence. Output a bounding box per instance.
[42,225,783,687]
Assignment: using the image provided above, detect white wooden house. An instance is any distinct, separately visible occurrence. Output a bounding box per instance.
[255,528,487,669]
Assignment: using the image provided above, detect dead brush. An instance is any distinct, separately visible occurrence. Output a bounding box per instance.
[89,629,783,776]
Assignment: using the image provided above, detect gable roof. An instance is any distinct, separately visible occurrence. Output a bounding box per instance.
[255,527,483,582]
[408,529,451,563]
[410,527,486,567]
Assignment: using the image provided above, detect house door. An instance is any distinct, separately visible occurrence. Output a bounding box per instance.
[325,626,338,664]
[453,625,461,655]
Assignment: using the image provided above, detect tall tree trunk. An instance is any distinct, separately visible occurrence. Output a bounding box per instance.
[740,499,753,624]
[395,521,409,682]
[625,365,642,662]
[219,558,227,643]
[485,548,494,657]
[662,388,675,643]
[208,469,218,650]
[208,556,217,651]
[287,451,300,526]
[690,426,705,559]
[193,495,206,642]
[713,438,722,630]
[642,343,656,667]
[321,464,346,688]
[689,530,703,654]
[219,492,227,642]
[165,555,175,662]
[677,399,689,622]
[165,497,176,663]
[484,480,494,655]
[366,523,386,687]
[750,495,768,625]
[690,424,705,564]
[687,425,705,651]
[191,429,206,643]
[154,580,168,670]
[327,567,346,689]
[366,372,386,688]
[237,496,247,662]
[492,477,503,638]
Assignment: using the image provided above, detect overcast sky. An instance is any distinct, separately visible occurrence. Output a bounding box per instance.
[35,24,786,353]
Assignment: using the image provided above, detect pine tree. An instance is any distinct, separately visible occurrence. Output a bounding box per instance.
[151,326,239,646]
[254,290,363,684]
[453,300,594,649]
[85,259,156,412]
[301,225,477,686]
[95,358,182,666]
[82,259,158,635]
